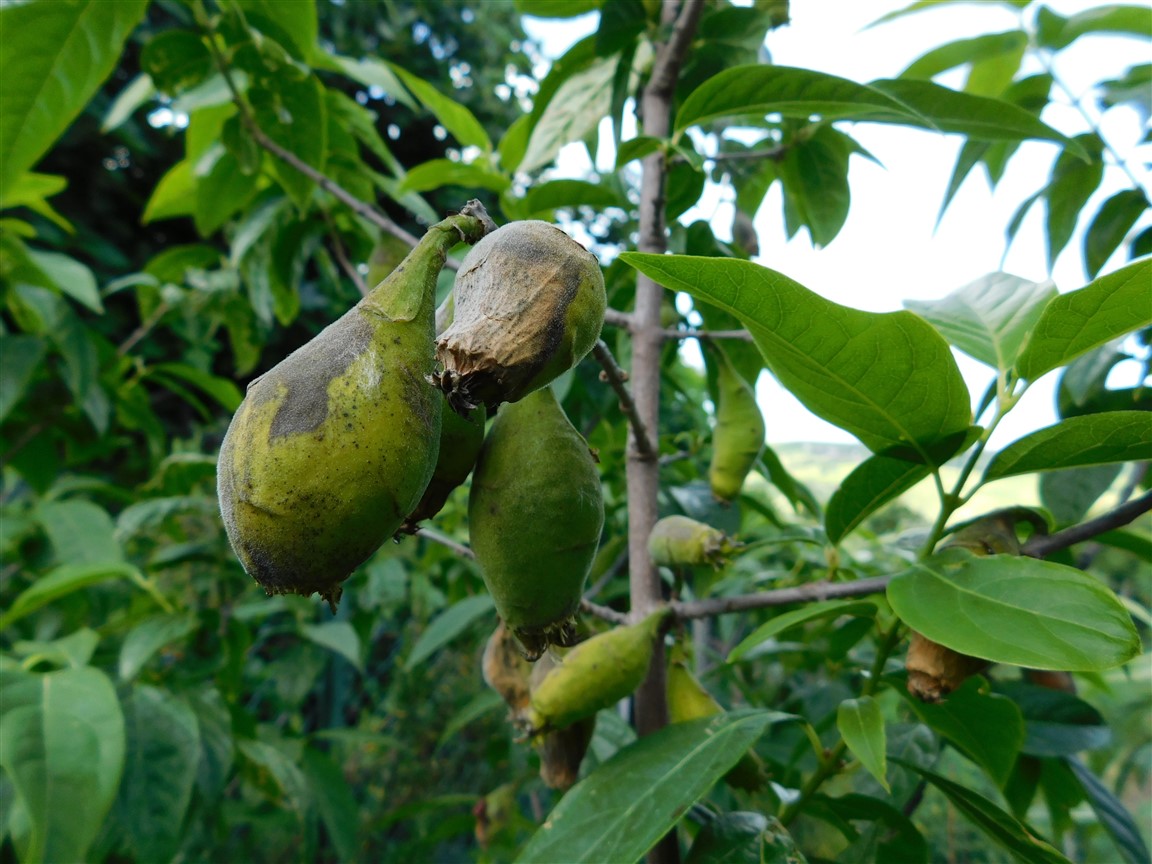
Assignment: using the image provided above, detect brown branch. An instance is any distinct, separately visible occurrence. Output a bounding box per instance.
[593,340,658,461]
[1022,489,1152,559]
[663,327,754,342]
[323,210,369,296]
[672,576,892,620]
[603,308,634,329]
[580,598,630,626]
[117,302,170,357]
[198,16,455,268]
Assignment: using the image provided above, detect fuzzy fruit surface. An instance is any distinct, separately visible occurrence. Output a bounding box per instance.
[708,346,765,503]
[217,204,493,604]
[435,220,606,413]
[525,610,667,735]
[469,386,603,658]
[649,515,739,568]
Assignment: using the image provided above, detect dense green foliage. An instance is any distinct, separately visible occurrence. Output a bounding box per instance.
[1,1,1149,863]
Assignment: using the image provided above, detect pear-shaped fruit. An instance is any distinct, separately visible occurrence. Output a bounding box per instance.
[649,515,740,569]
[666,653,767,791]
[707,345,765,503]
[433,220,606,413]
[469,385,604,658]
[217,202,493,605]
[525,609,668,736]
[529,648,594,790]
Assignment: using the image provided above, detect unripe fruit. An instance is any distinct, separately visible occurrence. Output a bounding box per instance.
[399,292,486,535]
[707,346,765,503]
[469,386,604,659]
[667,654,767,791]
[648,515,740,569]
[433,221,606,413]
[525,609,668,736]
[529,650,594,790]
[217,203,493,605]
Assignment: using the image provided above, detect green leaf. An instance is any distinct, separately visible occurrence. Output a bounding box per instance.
[515,711,791,864]
[900,31,1027,84]
[618,254,972,458]
[684,812,809,864]
[101,73,155,133]
[140,30,213,96]
[728,601,877,662]
[142,160,197,223]
[148,362,243,412]
[1084,188,1148,278]
[516,0,601,17]
[389,62,491,152]
[250,74,326,212]
[0,0,150,199]
[892,760,1072,864]
[825,454,932,544]
[37,499,122,566]
[778,125,852,246]
[1046,134,1105,269]
[1065,756,1151,864]
[10,628,100,670]
[1039,464,1124,525]
[237,739,310,814]
[905,273,1057,374]
[117,685,200,864]
[404,594,494,670]
[1016,258,1152,380]
[397,159,510,195]
[0,562,143,631]
[436,690,505,750]
[869,0,1030,29]
[194,150,260,236]
[236,0,318,61]
[119,613,199,682]
[837,697,889,792]
[994,682,1109,758]
[322,53,416,111]
[899,676,1024,787]
[616,135,664,168]
[0,667,126,864]
[0,171,73,231]
[0,334,47,423]
[27,249,102,313]
[1036,4,1152,49]
[300,621,363,673]
[300,748,361,863]
[868,78,1076,147]
[520,54,617,174]
[984,412,1152,480]
[523,179,625,214]
[888,554,1141,671]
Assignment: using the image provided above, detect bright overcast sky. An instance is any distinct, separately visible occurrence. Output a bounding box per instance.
[523,1,1151,448]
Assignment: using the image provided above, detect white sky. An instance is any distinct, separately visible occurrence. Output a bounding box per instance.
[523,1,1151,448]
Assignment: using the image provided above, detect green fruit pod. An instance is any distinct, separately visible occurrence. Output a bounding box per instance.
[648,515,740,569]
[708,346,765,503]
[433,221,606,413]
[217,203,493,606]
[529,648,594,790]
[469,385,604,658]
[525,609,668,735]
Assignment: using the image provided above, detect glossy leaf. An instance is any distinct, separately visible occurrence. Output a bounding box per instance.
[1065,756,1151,864]
[397,159,511,194]
[728,601,877,662]
[117,685,200,864]
[825,453,932,543]
[1084,188,1148,278]
[0,667,126,864]
[515,711,790,864]
[1016,256,1152,381]
[618,254,972,458]
[520,54,617,174]
[405,594,494,670]
[984,411,1152,480]
[0,0,150,199]
[888,554,1140,671]
[838,697,889,791]
[684,812,808,864]
[900,676,1024,787]
[523,179,626,214]
[893,760,1072,864]
[389,62,491,152]
[905,273,1057,374]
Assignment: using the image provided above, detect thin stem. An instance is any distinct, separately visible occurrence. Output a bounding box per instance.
[603,308,634,329]
[414,527,475,560]
[117,302,171,357]
[196,9,443,264]
[323,210,369,296]
[672,576,891,620]
[593,340,658,461]
[580,598,630,626]
[1022,489,1152,558]
[663,327,754,342]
